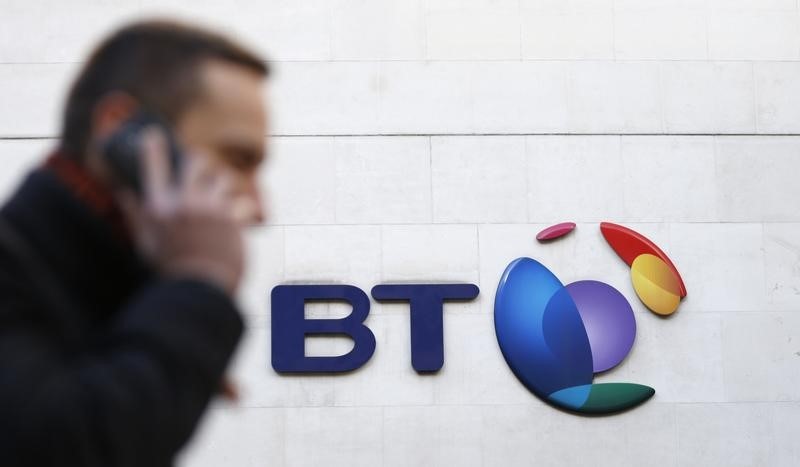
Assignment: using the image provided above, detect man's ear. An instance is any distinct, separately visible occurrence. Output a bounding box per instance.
[90,91,139,143]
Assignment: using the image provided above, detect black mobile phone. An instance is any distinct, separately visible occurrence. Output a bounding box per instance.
[102,112,184,195]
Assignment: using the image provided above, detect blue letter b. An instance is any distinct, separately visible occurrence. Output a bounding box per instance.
[271,285,376,373]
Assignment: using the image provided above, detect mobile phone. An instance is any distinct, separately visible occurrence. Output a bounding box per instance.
[102,112,184,195]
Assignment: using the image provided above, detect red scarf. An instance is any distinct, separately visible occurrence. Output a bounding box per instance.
[44,150,131,243]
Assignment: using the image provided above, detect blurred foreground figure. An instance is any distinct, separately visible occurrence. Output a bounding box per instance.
[0,20,269,466]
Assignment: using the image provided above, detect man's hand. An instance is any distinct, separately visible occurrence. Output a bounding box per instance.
[115,127,244,296]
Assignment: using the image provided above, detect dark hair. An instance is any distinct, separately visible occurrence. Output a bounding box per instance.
[60,19,269,158]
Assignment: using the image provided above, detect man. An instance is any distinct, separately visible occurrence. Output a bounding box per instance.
[0,20,269,466]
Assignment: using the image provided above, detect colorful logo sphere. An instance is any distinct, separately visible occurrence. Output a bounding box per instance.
[600,222,686,316]
[494,222,685,415]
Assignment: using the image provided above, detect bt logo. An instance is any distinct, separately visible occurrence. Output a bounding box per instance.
[270,222,685,415]
[495,222,686,414]
[271,283,479,373]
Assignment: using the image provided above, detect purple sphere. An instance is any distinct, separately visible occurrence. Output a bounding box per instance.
[565,280,636,373]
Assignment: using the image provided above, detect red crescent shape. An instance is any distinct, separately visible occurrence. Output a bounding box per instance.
[600,222,687,298]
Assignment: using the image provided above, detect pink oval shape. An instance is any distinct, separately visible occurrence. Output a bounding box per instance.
[536,222,576,241]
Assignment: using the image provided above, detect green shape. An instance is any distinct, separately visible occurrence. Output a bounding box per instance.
[578,383,655,414]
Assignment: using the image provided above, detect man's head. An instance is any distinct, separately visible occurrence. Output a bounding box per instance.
[61,20,270,224]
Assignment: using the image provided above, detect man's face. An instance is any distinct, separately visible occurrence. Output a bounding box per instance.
[175,59,268,225]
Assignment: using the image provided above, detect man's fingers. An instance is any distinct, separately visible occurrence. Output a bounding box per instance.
[182,152,214,197]
[114,188,156,255]
[141,127,172,209]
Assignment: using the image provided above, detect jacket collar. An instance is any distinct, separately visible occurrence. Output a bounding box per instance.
[0,149,153,319]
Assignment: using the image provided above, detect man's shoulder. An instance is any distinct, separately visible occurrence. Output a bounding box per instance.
[0,216,84,343]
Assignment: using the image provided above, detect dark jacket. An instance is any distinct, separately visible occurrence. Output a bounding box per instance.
[0,155,244,466]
